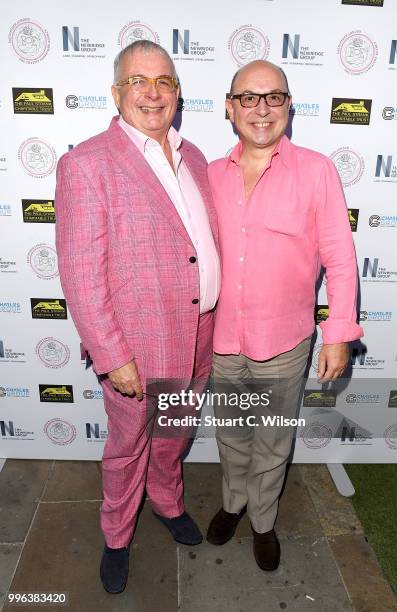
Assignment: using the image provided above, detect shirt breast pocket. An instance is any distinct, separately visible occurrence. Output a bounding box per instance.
[263,201,305,237]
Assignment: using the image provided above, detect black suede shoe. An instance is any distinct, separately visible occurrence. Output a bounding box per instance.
[252,527,280,571]
[100,545,130,594]
[152,510,203,545]
[206,507,245,545]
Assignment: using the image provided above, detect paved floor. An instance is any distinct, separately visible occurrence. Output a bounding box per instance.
[0,460,396,612]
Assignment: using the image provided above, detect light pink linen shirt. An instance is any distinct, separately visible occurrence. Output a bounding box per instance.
[118,116,220,314]
[208,135,363,361]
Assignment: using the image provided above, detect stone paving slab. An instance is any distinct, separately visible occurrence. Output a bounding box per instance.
[42,460,102,502]
[0,460,52,543]
[179,536,353,612]
[0,544,22,612]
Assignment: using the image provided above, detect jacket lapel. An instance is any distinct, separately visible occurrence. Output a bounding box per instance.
[106,117,192,245]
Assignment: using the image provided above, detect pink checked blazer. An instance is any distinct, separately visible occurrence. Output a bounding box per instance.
[55,117,218,380]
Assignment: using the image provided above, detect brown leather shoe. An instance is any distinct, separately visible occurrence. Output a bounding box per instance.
[206,507,245,545]
[252,526,280,571]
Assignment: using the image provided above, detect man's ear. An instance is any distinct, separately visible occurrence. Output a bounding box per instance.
[111,85,120,111]
[226,98,234,122]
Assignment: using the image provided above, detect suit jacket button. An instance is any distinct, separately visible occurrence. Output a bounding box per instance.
[192,298,199,304]
[189,256,197,263]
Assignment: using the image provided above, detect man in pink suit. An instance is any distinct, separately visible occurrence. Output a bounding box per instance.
[55,40,220,593]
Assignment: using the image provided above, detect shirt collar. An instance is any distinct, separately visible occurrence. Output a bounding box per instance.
[118,115,182,153]
[228,134,291,168]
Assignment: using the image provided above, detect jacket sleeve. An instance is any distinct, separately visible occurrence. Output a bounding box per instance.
[55,153,134,374]
[315,157,364,344]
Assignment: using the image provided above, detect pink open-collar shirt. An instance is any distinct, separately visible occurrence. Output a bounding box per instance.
[118,116,220,314]
[208,135,363,361]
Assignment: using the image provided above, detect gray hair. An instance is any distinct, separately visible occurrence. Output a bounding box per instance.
[113,40,177,83]
[229,62,290,94]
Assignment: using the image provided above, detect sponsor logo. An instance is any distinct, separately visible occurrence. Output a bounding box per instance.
[172,29,215,61]
[330,98,371,125]
[301,422,332,448]
[359,310,392,321]
[0,302,21,313]
[342,0,383,5]
[65,94,107,110]
[36,338,70,369]
[0,387,30,398]
[118,21,159,48]
[345,392,381,404]
[314,305,329,324]
[0,257,17,274]
[388,391,397,408]
[39,385,74,403]
[0,204,12,216]
[62,26,105,58]
[374,155,397,182]
[292,102,320,117]
[348,209,359,231]
[229,25,270,66]
[22,199,55,223]
[9,19,50,64]
[384,424,397,449]
[338,31,378,74]
[181,98,214,112]
[12,88,53,114]
[389,40,397,68]
[83,389,104,400]
[18,138,56,178]
[0,157,7,172]
[369,214,397,228]
[31,298,67,319]
[330,147,364,187]
[338,420,373,444]
[361,257,397,282]
[85,422,107,441]
[382,106,397,120]
[0,340,26,363]
[0,420,34,440]
[281,33,324,65]
[44,418,76,445]
[27,244,58,280]
[351,347,385,369]
[303,390,336,408]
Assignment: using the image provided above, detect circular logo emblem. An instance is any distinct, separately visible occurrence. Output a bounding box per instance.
[346,393,357,403]
[27,244,58,280]
[229,26,270,66]
[44,418,76,445]
[382,107,395,121]
[384,424,397,449]
[36,337,70,369]
[118,21,159,48]
[301,422,332,448]
[9,18,50,63]
[18,138,56,178]
[360,311,368,321]
[330,147,364,188]
[65,94,78,109]
[369,215,381,227]
[0,387,6,398]
[311,344,323,372]
[338,31,378,75]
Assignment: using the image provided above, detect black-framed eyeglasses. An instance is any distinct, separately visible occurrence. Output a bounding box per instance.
[227,92,290,108]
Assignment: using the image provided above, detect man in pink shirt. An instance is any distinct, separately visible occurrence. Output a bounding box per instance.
[55,41,220,593]
[206,60,363,570]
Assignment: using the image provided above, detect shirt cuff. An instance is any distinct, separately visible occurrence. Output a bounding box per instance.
[319,318,364,345]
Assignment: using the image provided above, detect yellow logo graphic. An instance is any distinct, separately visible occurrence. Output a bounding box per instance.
[24,201,55,213]
[41,386,71,396]
[15,89,51,103]
[333,100,368,114]
[33,300,65,311]
[305,392,327,401]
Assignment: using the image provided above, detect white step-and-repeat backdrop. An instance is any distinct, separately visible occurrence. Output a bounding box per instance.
[1,0,396,462]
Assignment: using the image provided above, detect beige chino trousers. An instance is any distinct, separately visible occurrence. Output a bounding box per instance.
[212,336,311,533]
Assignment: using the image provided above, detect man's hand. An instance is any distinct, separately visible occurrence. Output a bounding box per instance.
[108,360,143,400]
[317,342,350,382]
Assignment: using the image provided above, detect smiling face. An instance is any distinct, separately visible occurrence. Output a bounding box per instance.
[226,61,291,155]
[111,48,179,143]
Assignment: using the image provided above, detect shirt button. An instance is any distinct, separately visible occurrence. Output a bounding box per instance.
[239,257,244,262]
[192,298,199,304]
[189,256,197,263]
[237,200,242,205]
[241,227,246,232]
[238,285,242,289]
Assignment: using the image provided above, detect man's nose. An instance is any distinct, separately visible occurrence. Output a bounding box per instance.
[255,97,271,115]
[145,82,161,98]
